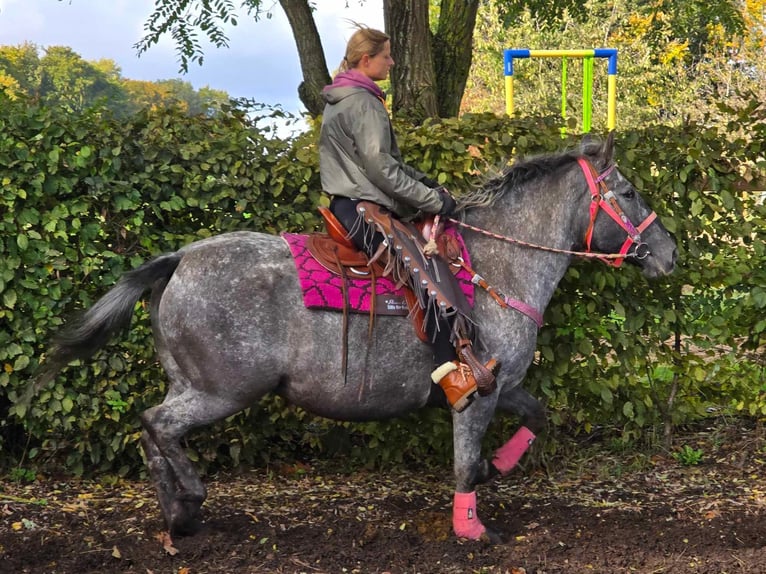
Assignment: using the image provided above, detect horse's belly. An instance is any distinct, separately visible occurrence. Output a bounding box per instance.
[278,353,435,422]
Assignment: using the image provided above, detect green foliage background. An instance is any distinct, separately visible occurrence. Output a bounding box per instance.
[0,91,764,477]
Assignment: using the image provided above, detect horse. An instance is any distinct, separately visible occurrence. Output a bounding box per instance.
[35,133,677,542]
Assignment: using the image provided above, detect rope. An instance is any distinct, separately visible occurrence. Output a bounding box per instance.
[446,218,635,261]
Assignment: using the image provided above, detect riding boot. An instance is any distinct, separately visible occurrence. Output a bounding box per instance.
[457,339,499,396]
[431,361,478,413]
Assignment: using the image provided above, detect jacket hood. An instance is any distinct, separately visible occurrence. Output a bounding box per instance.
[323,85,368,105]
[323,69,385,105]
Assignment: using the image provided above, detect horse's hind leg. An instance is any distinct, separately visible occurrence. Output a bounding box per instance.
[140,389,247,535]
[140,429,196,533]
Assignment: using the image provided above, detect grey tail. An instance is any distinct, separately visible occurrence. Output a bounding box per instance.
[30,252,183,396]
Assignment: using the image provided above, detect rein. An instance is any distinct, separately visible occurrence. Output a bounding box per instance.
[444,157,659,328]
[450,256,544,328]
[448,157,656,265]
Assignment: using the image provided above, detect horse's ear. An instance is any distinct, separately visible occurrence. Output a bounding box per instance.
[581,133,596,147]
[584,131,615,170]
[600,131,616,167]
[581,131,615,168]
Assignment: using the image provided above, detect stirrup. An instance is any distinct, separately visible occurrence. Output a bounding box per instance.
[457,341,498,396]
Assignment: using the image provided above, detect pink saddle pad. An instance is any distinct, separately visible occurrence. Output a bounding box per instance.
[282,230,474,316]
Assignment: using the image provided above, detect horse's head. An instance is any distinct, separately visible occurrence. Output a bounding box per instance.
[579,132,677,279]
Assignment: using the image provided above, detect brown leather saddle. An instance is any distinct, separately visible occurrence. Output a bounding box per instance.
[311,206,428,341]
[309,207,387,277]
[310,204,496,396]
[314,205,463,273]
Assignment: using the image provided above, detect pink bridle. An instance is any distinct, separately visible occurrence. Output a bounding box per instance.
[578,157,657,268]
[443,157,660,328]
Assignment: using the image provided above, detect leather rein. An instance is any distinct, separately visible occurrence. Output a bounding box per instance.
[444,157,659,328]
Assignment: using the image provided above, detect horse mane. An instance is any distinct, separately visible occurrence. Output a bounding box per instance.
[458,138,605,211]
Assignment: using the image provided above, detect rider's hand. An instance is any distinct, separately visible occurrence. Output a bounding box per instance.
[436,186,457,216]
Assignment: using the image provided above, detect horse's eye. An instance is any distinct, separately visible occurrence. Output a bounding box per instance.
[622,188,636,200]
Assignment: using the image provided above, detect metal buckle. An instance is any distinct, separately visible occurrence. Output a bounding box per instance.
[634,242,651,260]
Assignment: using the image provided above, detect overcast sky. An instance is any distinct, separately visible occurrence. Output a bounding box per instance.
[0,0,384,117]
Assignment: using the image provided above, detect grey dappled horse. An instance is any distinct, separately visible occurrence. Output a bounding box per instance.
[37,134,677,542]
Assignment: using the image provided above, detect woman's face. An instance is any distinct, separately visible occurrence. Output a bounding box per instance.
[359,40,394,81]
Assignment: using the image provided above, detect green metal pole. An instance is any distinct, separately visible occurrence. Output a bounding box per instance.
[582,56,594,132]
[560,57,568,137]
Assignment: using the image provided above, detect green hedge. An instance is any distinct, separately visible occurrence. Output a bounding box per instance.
[1,93,764,476]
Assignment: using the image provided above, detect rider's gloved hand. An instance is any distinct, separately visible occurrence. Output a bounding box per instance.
[436,186,457,216]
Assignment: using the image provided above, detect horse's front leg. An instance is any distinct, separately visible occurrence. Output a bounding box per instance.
[490,384,546,475]
[450,385,545,542]
[466,384,546,487]
[451,397,500,542]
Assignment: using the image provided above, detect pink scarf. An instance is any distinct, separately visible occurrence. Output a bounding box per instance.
[324,69,385,100]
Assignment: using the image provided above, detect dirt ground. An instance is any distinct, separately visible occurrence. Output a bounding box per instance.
[1,422,765,574]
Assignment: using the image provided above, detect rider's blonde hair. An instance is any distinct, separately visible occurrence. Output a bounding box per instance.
[339,23,390,72]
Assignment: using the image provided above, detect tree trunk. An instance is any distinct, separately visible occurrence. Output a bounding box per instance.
[278,0,477,120]
[278,0,331,118]
[433,0,479,117]
[384,0,439,121]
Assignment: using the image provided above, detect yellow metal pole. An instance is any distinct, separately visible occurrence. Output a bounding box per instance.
[505,75,514,116]
[528,49,594,58]
[607,75,617,130]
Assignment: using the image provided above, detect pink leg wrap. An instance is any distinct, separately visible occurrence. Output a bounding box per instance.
[452,491,485,539]
[492,426,536,475]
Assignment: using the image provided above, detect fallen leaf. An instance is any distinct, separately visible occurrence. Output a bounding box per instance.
[112,546,122,559]
[155,531,179,556]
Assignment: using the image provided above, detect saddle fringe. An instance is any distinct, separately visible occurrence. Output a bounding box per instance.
[355,201,477,347]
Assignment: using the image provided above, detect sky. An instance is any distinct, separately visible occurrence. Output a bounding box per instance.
[0,0,384,117]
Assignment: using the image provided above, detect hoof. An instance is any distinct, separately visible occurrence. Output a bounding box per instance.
[169,516,203,537]
[458,526,505,545]
[483,526,505,545]
[167,499,203,536]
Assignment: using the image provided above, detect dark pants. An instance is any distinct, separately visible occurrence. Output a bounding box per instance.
[329,196,457,366]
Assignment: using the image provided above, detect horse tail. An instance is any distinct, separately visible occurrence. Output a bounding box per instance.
[29,252,183,397]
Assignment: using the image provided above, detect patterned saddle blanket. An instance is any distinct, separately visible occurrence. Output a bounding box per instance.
[282,229,475,317]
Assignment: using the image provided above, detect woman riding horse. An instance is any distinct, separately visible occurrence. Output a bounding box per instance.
[319,24,498,413]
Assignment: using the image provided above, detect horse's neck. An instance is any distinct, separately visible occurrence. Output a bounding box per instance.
[462,196,577,314]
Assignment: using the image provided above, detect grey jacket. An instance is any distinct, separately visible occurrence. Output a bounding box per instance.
[319,85,444,220]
